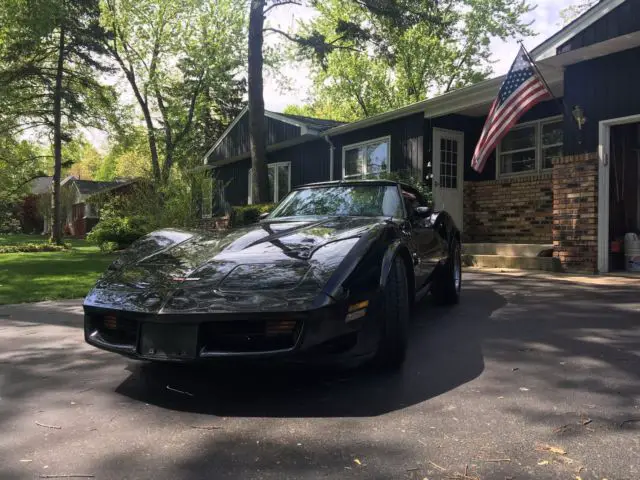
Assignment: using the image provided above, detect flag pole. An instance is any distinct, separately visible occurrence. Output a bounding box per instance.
[518,40,563,109]
[518,40,579,142]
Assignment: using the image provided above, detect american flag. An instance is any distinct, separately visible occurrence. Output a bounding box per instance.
[471,46,552,173]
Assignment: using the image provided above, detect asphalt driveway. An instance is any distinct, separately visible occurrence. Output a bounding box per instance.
[0,271,639,479]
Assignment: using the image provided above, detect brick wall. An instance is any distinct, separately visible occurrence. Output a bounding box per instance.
[463,173,553,243]
[552,152,599,272]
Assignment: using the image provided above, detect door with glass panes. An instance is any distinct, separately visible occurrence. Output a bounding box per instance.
[432,128,464,231]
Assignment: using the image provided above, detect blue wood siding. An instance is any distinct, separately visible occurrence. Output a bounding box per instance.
[269,139,331,186]
[558,0,640,54]
[213,139,331,206]
[214,158,251,206]
[330,113,424,179]
[563,46,640,155]
[207,113,301,163]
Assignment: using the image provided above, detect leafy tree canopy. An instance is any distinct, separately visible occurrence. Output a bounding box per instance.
[0,135,48,204]
[284,0,534,121]
[559,0,596,26]
[101,0,247,183]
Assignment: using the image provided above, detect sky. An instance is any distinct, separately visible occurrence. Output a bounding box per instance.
[263,0,576,111]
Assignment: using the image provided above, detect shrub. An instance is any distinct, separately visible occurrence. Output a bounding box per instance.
[0,209,21,234]
[87,215,150,250]
[99,241,120,253]
[230,203,275,227]
[90,172,213,231]
[374,169,432,203]
[0,243,68,254]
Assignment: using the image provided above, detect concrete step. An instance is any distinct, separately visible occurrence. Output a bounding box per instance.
[463,254,561,272]
[463,243,553,257]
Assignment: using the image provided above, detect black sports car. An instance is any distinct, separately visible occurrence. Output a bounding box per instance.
[83,180,461,368]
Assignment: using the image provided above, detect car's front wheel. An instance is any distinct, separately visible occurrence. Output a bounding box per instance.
[373,256,410,369]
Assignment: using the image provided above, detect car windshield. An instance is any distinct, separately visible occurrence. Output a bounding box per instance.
[269,184,404,218]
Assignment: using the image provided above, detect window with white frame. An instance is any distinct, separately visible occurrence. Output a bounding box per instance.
[248,162,291,204]
[498,117,563,176]
[342,137,390,179]
[202,177,213,218]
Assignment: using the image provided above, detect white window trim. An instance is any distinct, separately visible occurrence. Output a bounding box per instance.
[496,116,563,179]
[201,177,213,218]
[341,135,391,179]
[248,161,292,204]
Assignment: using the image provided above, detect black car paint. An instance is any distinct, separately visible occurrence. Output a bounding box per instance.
[83,180,459,363]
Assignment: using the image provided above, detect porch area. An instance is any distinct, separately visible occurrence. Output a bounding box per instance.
[462,243,559,271]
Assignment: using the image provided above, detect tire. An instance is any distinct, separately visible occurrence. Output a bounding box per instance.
[373,256,410,369]
[432,240,461,305]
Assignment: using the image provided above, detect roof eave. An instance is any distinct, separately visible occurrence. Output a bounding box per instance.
[323,77,505,136]
[206,134,322,168]
[203,106,249,164]
[530,0,627,60]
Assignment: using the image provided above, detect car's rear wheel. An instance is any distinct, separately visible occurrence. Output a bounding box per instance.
[373,256,410,370]
[432,240,461,305]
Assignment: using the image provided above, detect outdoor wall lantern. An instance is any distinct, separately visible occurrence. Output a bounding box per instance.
[572,105,587,130]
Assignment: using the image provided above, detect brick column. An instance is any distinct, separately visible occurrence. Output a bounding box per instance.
[552,152,599,272]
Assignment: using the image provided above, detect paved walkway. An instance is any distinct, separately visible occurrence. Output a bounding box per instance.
[0,272,639,479]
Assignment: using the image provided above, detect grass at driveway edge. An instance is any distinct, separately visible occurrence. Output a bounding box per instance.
[0,235,114,305]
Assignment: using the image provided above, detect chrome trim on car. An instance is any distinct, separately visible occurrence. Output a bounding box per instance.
[88,330,137,354]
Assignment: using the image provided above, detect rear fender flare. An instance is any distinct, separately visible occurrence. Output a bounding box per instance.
[379,240,415,303]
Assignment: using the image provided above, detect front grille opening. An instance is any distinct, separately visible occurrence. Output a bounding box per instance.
[90,315,138,346]
[200,320,301,353]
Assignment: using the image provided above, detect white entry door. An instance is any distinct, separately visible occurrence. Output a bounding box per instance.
[432,128,464,231]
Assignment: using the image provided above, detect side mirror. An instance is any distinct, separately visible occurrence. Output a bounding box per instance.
[258,211,270,220]
[415,206,431,217]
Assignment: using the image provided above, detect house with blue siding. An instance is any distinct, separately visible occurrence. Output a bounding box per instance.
[203,0,640,274]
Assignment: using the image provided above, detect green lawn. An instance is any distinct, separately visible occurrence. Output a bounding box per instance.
[0,235,114,305]
[0,233,86,248]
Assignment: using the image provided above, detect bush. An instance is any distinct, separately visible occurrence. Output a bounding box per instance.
[99,241,120,253]
[375,169,432,203]
[0,209,21,234]
[230,203,275,227]
[0,243,68,254]
[87,215,150,250]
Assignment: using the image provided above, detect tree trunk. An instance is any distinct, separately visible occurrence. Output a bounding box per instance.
[112,58,161,183]
[145,114,162,183]
[51,26,65,245]
[125,70,161,183]
[248,0,269,204]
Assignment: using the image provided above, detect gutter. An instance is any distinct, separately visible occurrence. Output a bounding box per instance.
[324,135,335,180]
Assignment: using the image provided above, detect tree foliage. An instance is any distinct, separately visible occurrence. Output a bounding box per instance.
[94,127,153,181]
[559,0,596,26]
[64,138,105,180]
[101,0,247,183]
[284,0,534,121]
[0,0,115,243]
[0,136,47,204]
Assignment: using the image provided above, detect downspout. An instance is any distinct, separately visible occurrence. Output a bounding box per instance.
[324,135,335,180]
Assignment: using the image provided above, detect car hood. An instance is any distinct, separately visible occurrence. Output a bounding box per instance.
[84,217,383,314]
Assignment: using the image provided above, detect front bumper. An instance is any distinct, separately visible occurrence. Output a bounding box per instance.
[83,299,378,363]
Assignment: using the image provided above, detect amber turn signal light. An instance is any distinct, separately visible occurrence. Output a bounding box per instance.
[103,315,117,330]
